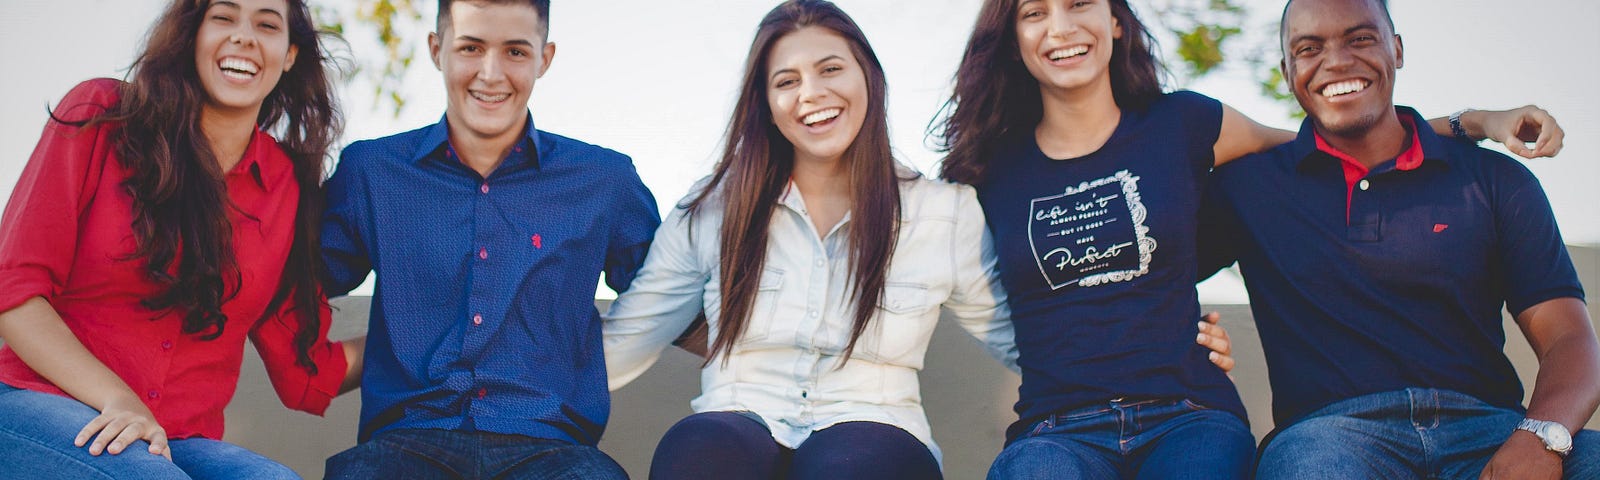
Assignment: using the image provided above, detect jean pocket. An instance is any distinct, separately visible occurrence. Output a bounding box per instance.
[733,268,785,345]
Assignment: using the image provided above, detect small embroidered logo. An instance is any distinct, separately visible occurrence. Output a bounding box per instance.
[532,234,543,249]
[1433,224,1449,233]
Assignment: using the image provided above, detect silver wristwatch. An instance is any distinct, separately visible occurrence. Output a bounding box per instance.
[1517,418,1574,457]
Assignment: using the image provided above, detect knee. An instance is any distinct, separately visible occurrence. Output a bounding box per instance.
[659,412,767,448]
[988,438,1091,480]
[233,461,300,480]
[1256,419,1392,480]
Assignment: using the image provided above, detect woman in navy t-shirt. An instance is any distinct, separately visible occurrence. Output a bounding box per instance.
[931,1,1560,478]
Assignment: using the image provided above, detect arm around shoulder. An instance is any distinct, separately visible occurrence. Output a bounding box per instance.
[942,184,1019,372]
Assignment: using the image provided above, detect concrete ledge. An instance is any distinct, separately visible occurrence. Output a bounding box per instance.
[209,246,1596,478]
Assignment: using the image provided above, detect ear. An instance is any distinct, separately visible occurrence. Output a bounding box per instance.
[428,31,444,70]
[537,42,557,78]
[1392,34,1404,69]
[1112,13,1123,39]
[284,44,298,72]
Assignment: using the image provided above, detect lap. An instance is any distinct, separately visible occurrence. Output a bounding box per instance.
[326,429,623,480]
[167,437,299,480]
[0,383,188,480]
[792,421,940,480]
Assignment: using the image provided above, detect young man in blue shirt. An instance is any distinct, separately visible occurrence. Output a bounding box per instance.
[1202,0,1600,478]
[319,1,658,478]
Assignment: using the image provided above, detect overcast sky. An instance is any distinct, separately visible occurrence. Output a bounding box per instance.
[2,0,1595,301]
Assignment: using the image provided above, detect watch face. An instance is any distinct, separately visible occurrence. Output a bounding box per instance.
[1544,424,1574,450]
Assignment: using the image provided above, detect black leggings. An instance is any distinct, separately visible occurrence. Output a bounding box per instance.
[648,411,942,480]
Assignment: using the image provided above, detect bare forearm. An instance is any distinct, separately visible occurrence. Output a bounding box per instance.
[0,297,141,410]
[338,336,365,395]
[1525,333,1600,430]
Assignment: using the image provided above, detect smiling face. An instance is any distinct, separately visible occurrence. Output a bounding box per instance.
[765,26,870,166]
[430,1,555,146]
[1281,0,1403,137]
[1014,0,1121,96]
[193,0,297,117]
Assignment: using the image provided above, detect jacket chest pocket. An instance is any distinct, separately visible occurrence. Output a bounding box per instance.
[858,282,938,362]
[732,268,786,345]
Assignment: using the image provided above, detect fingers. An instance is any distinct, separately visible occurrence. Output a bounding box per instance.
[75,414,112,448]
[87,415,129,455]
[1530,109,1565,158]
[1209,351,1237,373]
[148,429,170,460]
[107,420,148,455]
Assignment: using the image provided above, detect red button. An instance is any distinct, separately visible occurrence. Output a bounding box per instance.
[480,183,490,194]
[531,234,542,249]
[477,388,487,399]
[161,340,173,351]
[147,390,159,400]
[478,248,488,260]
[472,314,483,325]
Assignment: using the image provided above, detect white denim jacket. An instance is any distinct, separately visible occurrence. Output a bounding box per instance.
[603,169,1018,462]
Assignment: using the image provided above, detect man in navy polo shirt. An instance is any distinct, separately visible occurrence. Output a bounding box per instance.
[1201,0,1600,478]
[318,1,658,478]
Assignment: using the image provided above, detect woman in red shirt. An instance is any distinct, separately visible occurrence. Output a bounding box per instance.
[0,0,361,478]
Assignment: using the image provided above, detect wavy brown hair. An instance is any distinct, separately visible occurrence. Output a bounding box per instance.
[932,0,1164,185]
[66,0,342,371]
[685,0,902,365]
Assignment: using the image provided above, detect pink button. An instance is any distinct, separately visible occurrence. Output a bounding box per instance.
[472,314,483,326]
[477,388,488,399]
[147,390,159,400]
[478,248,488,260]
[161,340,173,351]
[480,183,489,194]
[531,234,542,249]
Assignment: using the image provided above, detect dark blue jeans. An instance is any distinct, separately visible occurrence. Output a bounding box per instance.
[649,411,941,480]
[987,398,1255,479]
[324,428,627,480]
[1257,388,1600,479]
[0,382,298,480]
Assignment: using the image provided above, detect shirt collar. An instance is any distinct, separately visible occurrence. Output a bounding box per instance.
[227,128,289,191]
[410,113,544,170]
[1295,106,1450,174]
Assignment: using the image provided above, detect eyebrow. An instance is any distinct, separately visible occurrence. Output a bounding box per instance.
[208,1,285,20]
[1288,22,1381,45]
[456,35,537,47]
[769,54,846,81]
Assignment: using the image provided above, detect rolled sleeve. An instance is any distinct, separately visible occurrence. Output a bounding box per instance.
[248,297,348,415]
[0,80,120,313]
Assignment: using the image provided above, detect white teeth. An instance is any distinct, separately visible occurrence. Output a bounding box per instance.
[1320,79,1369,97]
[219,57,258,75]
[802,108,842,126]
[471,91,511,103]
[1048,46,1089,61]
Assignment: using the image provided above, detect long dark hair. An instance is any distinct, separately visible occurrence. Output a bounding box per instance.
[69,0,342,371]
[685,0,901,365]
[933,0,1163,185]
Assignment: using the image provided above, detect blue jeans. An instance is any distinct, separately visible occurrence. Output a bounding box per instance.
[0,382,298,480]
[988,398,1254,479]
[1257,388,1600,480]
[325,428,627,479]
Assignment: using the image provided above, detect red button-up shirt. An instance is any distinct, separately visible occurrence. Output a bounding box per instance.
[0,79,347,440]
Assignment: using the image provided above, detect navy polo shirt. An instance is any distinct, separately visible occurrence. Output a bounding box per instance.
[1200,106,1584,427]
[977,91,1246,440]
[321,115,660,444]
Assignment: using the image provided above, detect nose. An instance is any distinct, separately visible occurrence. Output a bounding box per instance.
[1046,10,1079,38]
[797,75,829,105]
[477,52,503,82]
[228,32,256,48]
[1322,44,1355,71]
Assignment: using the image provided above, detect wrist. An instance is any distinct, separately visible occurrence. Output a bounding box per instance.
[1518,417,1575,457]
[1451,109,1483,141]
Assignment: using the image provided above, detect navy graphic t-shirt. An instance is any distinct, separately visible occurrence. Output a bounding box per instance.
[975,91,1246,439]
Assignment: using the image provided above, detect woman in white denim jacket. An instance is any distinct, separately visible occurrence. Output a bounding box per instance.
[602,2,1228,479]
